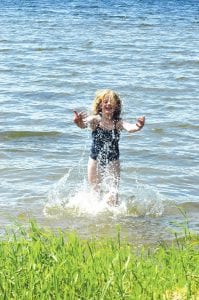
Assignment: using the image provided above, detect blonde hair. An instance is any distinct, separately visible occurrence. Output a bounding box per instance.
[92,89,122,120]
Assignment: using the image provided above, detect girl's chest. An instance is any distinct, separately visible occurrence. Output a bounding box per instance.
[94,127,120,142]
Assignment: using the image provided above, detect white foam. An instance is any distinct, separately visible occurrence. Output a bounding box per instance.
[44,171,165,218]
[44,180,127,217]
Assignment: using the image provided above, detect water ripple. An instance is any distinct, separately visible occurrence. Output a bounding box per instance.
[0,130,62,140]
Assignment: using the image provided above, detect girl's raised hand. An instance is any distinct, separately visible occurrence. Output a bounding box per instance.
[136,116,145,129]
[73,111,87,128]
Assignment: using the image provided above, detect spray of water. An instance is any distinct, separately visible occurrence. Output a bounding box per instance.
[44,168,164,218]
[44,127,164,218]
[126,180,165,217]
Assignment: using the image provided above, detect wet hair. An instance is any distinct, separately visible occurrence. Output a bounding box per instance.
[92,89,122,120]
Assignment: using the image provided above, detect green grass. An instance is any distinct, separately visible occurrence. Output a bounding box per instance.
[0,221,199,299]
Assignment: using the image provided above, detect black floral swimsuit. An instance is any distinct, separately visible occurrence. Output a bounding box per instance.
[90,122,120,166]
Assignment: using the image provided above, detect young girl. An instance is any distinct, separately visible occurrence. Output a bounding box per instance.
[73,89,145,205]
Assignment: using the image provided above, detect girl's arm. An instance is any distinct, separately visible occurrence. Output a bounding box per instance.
[121,116,145,133]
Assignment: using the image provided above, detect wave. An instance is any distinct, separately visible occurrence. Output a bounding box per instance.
[0,130,62,140]
[177,202,199,213]
[168,58,199,67]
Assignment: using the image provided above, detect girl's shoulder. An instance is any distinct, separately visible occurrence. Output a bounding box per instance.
[115,118,123,131]
[87,114,101,123]
[87,114,101,130]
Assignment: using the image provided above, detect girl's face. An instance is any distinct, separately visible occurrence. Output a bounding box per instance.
[101,95,116,117]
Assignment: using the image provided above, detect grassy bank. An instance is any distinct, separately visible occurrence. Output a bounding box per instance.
[0,221,199,299]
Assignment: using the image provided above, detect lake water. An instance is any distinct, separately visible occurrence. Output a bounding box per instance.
[0,0,198,245]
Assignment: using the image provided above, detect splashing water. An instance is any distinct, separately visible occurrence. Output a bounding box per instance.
[44,166,125,217]
[126,182,165,217]
[44,169,165,218]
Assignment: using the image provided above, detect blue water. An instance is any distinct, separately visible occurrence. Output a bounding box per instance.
[0,0,199,245]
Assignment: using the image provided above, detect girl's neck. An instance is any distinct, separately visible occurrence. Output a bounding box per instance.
[100,114,115,130]
[101,114,113,122]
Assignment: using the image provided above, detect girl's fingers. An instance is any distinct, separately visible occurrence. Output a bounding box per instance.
[79,112,87,119]
[73,111,87,125]
[136,116,145,128]
[138,116,145,121]
[138,116,145,123]
[73,111,80,123]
